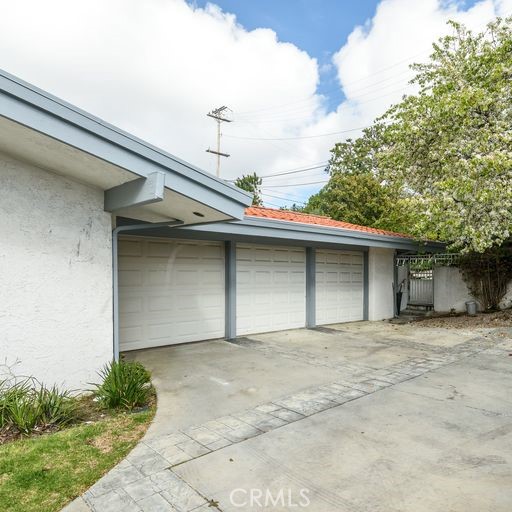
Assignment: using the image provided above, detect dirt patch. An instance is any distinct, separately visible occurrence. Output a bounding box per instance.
[417,309,512,329]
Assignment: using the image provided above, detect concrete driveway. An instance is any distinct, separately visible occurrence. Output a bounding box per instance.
[74,322,512,512]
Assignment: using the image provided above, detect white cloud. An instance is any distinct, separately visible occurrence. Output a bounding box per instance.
[0,0,510,208]
[0,0,321,188]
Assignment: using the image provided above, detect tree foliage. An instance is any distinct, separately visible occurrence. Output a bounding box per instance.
[458,248,512,310]
[234,172,263,206]
[304,124,416,233]
[379,17,512,253]
[306,17,512,253]
[305,171,415,232]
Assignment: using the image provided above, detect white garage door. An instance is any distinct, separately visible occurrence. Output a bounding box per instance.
[316,249,364,325]
[237,244,306,335]
[118,238,225,351]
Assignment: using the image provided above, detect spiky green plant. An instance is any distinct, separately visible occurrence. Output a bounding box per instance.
[0,378,77,435]
[91,361,152,411]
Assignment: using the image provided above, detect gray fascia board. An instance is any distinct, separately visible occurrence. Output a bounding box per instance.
[0,69,252,216]
[120,225,370,252]
[182,217,445,251]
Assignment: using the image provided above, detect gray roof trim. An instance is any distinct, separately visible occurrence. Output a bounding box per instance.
[122,215,445,251]
[0,69,252,217]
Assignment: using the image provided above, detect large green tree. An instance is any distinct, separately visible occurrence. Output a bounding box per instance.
[307,17,512,253]
[304,124,416,233]
[234,172,263,206]
[379,17,512,253]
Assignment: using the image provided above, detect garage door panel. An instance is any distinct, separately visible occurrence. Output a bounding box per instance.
[119,240,143,257]
[352,272,363,282]
[202,270,224,285]
[274,271,289,284]
[316,249,364,326]
[146,241,173,258]
[237,244,305,335]
[201,245,223,259]
[120,297,143,314]
[254,248,273,261]
[147,295,173,312]
[290,251,305,263]
[119,269,143,286]
[236,247,253,261]
[147,270,169,286]
[254,270,272,285]
[290,271,305,284]
[352,254,363,264]
[120,326,143,343]
[119,238,225,351]
[253,291,270,306]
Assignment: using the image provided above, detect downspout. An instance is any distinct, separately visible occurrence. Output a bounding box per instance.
[112,220,184,361]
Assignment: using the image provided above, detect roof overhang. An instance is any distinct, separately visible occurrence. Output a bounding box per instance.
[120,215,446,252]
[0,69,252,225]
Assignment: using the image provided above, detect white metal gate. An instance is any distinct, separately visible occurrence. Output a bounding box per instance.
[408,269,433,305]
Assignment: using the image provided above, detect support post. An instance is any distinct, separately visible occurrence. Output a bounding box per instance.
[363,250,369,321]
[393,251,398,317]
[225,240,237,340]
[306,247,316,328]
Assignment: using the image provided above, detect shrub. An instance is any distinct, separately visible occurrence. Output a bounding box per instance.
[92,361,152,411]
[0,378,77,436]
[459,248,512,310]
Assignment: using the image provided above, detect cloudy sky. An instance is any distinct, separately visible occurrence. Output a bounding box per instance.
[1,0,510,208]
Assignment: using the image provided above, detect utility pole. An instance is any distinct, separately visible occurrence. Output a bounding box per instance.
[206,106,232,177]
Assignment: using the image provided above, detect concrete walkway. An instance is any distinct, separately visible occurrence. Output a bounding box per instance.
[65,322,512,511]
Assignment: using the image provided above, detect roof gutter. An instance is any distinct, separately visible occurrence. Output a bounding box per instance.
[180,216,445,251]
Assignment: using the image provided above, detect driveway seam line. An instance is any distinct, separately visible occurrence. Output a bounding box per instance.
[76,331,503,512]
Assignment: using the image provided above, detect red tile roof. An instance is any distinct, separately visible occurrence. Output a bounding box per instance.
[244,206,412,239]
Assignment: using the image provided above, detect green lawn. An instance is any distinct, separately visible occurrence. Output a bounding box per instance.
[0,409,154,512]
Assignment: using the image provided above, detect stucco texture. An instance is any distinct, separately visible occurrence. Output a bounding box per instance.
[0,153,113,390]
[368,247,395,321]
[434,266,512,313]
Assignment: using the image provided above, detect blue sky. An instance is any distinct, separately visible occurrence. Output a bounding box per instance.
[2,0,502,209]
[192,0,480,111]
[193,0,379,110]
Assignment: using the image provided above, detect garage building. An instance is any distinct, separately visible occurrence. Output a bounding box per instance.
[0,69,442,389]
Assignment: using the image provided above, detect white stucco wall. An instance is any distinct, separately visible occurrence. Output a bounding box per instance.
[0,153,113,390]
[368,247,395,321]
[434,266,512,312]
[433,266,473,312]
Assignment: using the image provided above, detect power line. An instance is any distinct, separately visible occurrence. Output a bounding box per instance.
[234,80,415,127]
[225,126,368,141]
[233,117,304,158]
[229,81,415,138]
[262,188,309,202]
[236,70,415,123]
[260,160,329,178]
[227,162,329,183]
[260,198,285,208]
[262,193,306,204]
[340,50,428,88]
[235,49,429,116]
[262,163,328,179]
[265,179,329,188]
